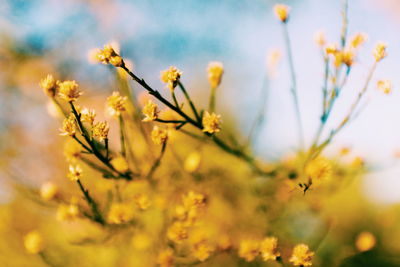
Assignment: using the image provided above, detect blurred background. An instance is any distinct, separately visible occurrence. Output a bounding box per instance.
[1,0,399,203]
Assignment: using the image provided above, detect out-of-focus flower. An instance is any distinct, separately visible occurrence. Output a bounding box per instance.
[355,231,376,252]
[274,4,290,23]
[132,233,151,250]
[57,202,79,221]
[151,126,168,145]
[24,231,44,254]
[135,194,151,210]
[374,42,387,62]
[192,240,214,262]
[161,66,182,91]
[64,139,81,162]
[267,49,282,78]
[167,222,188,243]
[182,191,206,209]
[351,156,364,168]
[260,237,280,261]
[377,79,392,94]
[39,74,58,97]
[81,108,96,125]
[60,115,77,137]
[207,62,224,89]
[339,146,351,156]
[184,152,202,173]
[92,121,109,141]
[325,43,338,55]
[40,182,58,201]
[106,91,127,117]
[58,80,82,102]
[67,164,82,181]
[107,203,134,224]
[157,248,174,267]
[111,156,129,173]
[350,33,367,49]
[142,100,159,122]
[289,244,314,266]
[305,157,332,183]
[314,31,326,47]
[202,112,221,134]
[238,239,260,262]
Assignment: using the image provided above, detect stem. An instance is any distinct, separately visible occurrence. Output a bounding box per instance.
[178,81,201,123]
[146,140,167,179]
[171,90,180,108]
[282,22,304,149]
[209,87,217,112]
[105,138,109,159]
[72,135,93,153]
[156,118,186,124]
[119,116,126,157]
[341,0,349,49]
[76,179,105,225]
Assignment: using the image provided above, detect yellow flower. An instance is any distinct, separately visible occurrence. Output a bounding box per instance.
[81,108,96,125]
[238,239,260,262]
[184,152,202,173]
[377,79,392,94]
[167,222,188,243]
[274,4,290,23]
[314,31,326,47]
[92,121,109,141]
[260,237,280,261]
[135,193,152,210]
[192,240,214,262]
[355,231,376,252]
[267,49,282,77]
[305,157,332,182]
[151,126,168,145]
[39,74,58,97]
[60,115,77,137]
[107,203,134,224]
[339,146,350,156]
[161,66,182,91]
[24,231,44,254]
[106,91,127,117]
[110,156,129,173]
[56,203,79,221]
[142,100,159,122]
[157,248,174,267]
[207,61,224,89]
[182,191,206,210]
[58,80,82,102]
[325,43,338,55]
[64,139,81,162]
[350,33,367,49]
[40,182,58,201]
[96,44,124,67]
[374,42,387,61]
[289,244,314,266]
[341,49,355,67]
[67,164,82,181]
[202,112,221,134]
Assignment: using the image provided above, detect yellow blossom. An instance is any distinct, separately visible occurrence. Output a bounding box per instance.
[184,152,202,173]
[64,139,81,162]
[110,156,129,173]
[238,239,260,262]
[192,240,214,262]
[60,115,77,137]
[351,156,364,168]
[142,100,159,122]
[135,193,151,210]
[151,126,168,145]
[167,222,188,243]
[355,231,376,252]
[305,157,332,183]
[161,66,182,91]
[274,4,290,23]
[67,164,82,181]
[106,91,127,117]
[157,248,174,267]
[289,244,314,266]
[80,108,96,125]
[325,43,338,55]
[260,237,280,261]
[267,49,282,78]
[350,33,367,49]
[24,231,44,254]
[377,79,392,94]
[56,203,79,221]
[314,31,326,47]
[39,74,58,97]
[202,112,222,134]
[92,121,109,141]
[107,203,134,224]
[339,146,351,156]
[58,80,82,102]
[207,61,224,89]
[40,182,58,201]
[96,44,124,67]
[374,42,387,61]
[182,191,206,210]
